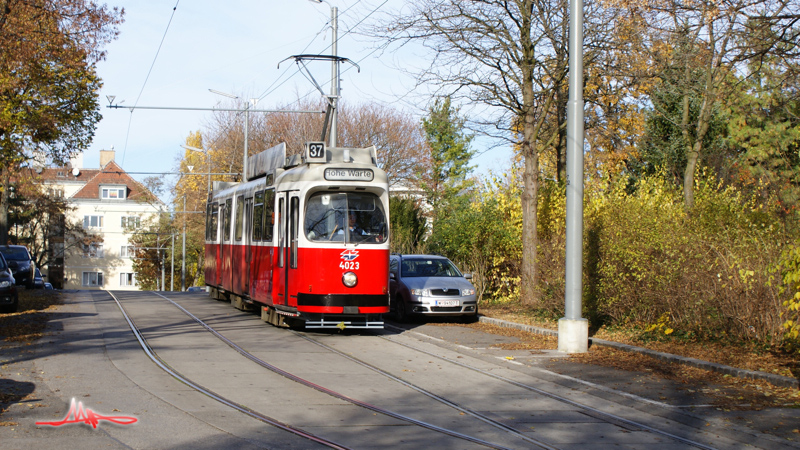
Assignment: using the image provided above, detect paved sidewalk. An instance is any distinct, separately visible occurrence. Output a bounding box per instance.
[478,316,800,389]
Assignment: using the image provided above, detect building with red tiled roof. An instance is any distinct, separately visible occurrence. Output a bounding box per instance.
[38,150,164,290]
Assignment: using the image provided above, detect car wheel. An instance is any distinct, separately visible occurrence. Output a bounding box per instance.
[461,305,479,323]
[0,299,18,314]
[393,296,407,323]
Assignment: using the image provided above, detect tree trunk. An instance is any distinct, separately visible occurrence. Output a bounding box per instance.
[556,86,567,184]
[520,143,540,306]
[0,168,10,245]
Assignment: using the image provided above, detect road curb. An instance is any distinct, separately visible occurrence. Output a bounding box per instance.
[478,316,800,389]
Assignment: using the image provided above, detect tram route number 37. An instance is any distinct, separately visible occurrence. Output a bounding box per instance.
[309,142,325,158]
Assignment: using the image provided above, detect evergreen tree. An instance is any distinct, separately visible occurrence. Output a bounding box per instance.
[419,97,475,209]
[388,197,427,254]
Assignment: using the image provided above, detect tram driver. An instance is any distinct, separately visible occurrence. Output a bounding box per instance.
[337,212,368,241]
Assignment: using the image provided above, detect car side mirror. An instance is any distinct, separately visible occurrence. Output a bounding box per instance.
[389,272,396,280]
[464,273,473,280]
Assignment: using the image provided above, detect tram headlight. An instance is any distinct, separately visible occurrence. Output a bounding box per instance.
[342,271,358,288]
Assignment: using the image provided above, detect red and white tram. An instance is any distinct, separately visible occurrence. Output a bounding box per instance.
[203,142,390,329]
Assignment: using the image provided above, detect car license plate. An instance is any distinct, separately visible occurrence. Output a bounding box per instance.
[436,300,459,307]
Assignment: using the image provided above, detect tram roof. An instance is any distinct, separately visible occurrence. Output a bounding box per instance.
[246,142,380,182]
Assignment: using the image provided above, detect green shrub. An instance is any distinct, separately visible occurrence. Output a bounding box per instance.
[588,170,793,345]
[777,244,800,353]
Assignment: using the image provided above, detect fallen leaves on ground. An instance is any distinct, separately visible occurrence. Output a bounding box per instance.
[437,304,800,411]
[0,290,62,343]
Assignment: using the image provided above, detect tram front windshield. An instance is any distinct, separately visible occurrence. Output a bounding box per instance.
[305,192,387,244]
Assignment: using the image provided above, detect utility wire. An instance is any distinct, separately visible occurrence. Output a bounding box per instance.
[121,0,181,167]
[268,0,390,112]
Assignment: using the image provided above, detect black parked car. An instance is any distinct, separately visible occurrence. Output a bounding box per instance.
[0,252,19,313]
[33,268,45,289]
[0,245,35,289]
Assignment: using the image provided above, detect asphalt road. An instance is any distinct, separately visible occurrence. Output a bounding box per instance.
[0,290,798,450]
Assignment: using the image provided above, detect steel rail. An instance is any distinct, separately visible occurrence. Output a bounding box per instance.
[379,328,720,450]
[149,291,519,450]
[292,330,560,450]
[104,290,350,450]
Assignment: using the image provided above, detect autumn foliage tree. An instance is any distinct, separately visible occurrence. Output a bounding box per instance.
[201,97,427,187]
[622,0,800,208]
[370,0,618,306]
[0,0,123,242]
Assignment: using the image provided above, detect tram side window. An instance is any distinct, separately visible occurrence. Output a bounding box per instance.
[205,204,211,240]
[252,191,264,241]
[223,198,232,241]
[263,189,275,242]
[235,195,244,241]
[206,203,219,241]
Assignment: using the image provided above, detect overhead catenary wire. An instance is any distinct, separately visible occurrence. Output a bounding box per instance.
[270,0,395,112]
[121,0,182,168]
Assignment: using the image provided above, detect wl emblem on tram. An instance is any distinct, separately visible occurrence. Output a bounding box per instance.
[340,249,360,261]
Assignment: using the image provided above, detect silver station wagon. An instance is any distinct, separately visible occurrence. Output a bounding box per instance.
[388,254,478,322]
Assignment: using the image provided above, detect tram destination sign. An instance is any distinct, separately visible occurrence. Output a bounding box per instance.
[324,168,374,182]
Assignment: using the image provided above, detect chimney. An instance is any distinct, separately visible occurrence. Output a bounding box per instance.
[69,152,84,169]
[99,149,115,168]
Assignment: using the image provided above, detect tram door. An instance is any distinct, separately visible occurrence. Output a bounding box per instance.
[274,194,286,305]
[220,200,232,290]
[275,192,300,307]
[215,203,223,286]
[243,197,253,295]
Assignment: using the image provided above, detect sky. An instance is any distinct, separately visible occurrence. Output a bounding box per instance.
[84,0,512,194]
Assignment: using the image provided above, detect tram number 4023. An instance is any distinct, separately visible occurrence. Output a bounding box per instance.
[339,261,360,270]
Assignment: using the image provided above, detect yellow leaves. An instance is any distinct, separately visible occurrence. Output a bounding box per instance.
[645,312,675,337]
[777,245,800,347]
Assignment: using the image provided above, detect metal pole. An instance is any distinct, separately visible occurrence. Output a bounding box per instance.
[243,104,249,181]
[559,0,589,353]
[171,234,175,291]
[206,152,211,193]
[330,5,338,148]
[182,196,186,292]
[160,235,165,292]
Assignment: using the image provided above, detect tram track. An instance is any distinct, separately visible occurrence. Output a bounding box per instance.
[373,325,721,450]
[111,290,531,450]
[106,290,350,450]
[114,289,728,450]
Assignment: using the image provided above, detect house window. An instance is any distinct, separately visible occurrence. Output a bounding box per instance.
[120,273,136,287]
[120,245,136,258]
[121,216,141,229]
[82,272,103,287]
[82,243,103,258]
[83,215,103,229]
[101,187,126,199]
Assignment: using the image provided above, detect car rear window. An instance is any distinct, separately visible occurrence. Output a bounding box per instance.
[0,247,29,261]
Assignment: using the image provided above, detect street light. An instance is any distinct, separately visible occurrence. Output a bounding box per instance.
[209,89,258,180]
[309,0,339,147]
[182,144,211,193]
